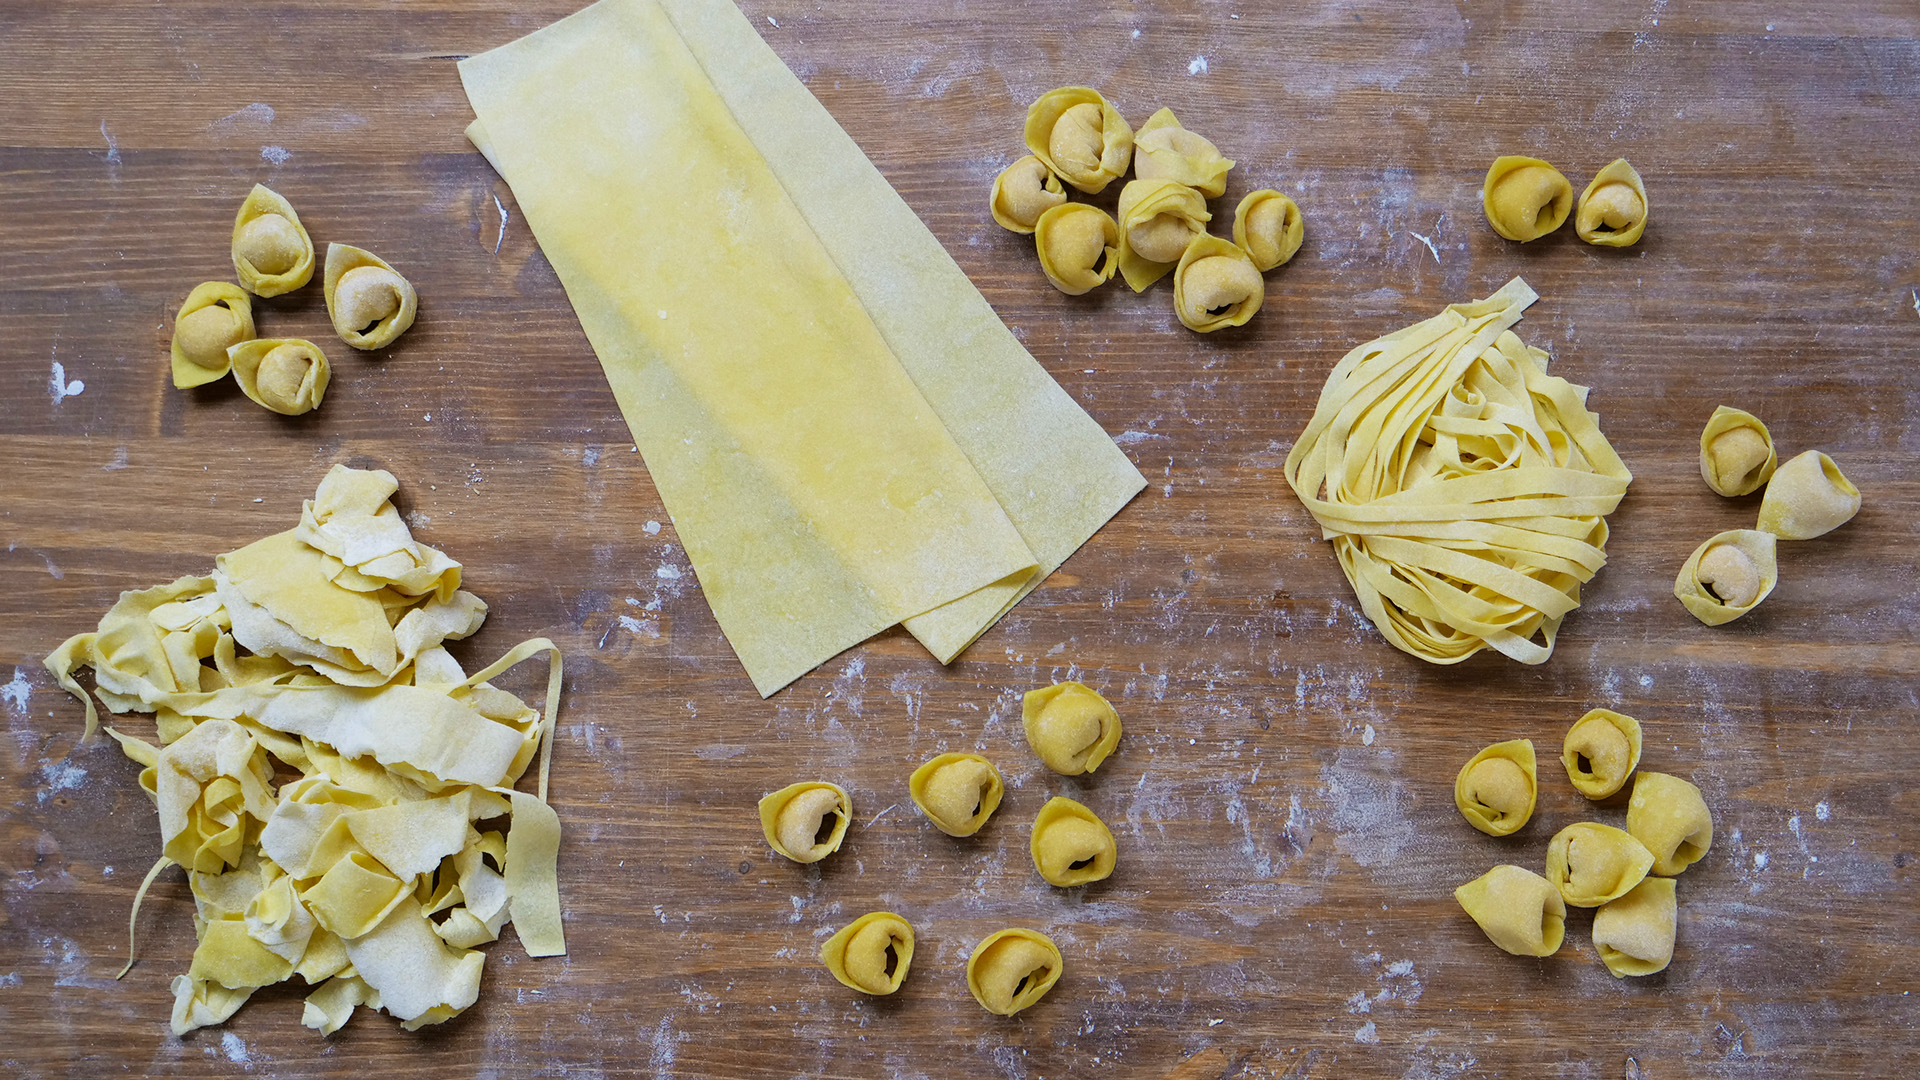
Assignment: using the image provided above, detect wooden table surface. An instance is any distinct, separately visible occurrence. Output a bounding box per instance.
[4,1,1918,1076]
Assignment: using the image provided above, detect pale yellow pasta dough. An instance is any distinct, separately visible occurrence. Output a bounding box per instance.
[908,753,1003,837]
[228,338,330,416]
[1626,771,1713,876]
[1023,87,1133,195]
[1232,189,1304,272]
[1034,202,1119,295]
[231,184,315,296]
[1592,876,1677,977]
[1283,278,1632,665]
[820,911,914,995]
[1453,865,1565,957]
[1115,179,1209,292]
[1029,796,1116,887]
[1131,107,1233,198]
[989,156,1066,234]
[1021,681,1121,775]
[1699,406,1777,497]
[170,282,255,389]
[1482,156,1572,242]
[324,243,418,350]
[1544,822,1654,907]
[1173,234,1263,333]
[1758,450,1861,540]
[966,928,1063,1016]
[1575,158,1649,247]
[1561,708,1642,799]
[1674,529,1778,626]
[1453,738,1536,837]
[758,781,851,864]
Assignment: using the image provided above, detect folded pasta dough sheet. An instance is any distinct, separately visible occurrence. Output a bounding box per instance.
[460,0,1144,694]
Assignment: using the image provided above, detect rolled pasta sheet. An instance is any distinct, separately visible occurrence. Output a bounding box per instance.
[229,338,331,416]
[1674,529,1778,626]
[1575,158,1649,248]
[758,781,851,864]
[1453,738,1537,837]
[1131,107,1233,197]
[1023,87,1132,195]
[170,282,255,389]
[1029,796,1117,887]
[1173,234,1263,332]
[1561,708,1642,799]
[1282,278,1632,665]
[324,244,419,350]
[1698,406,1777,497]
[1544,822,1654,907]
[1482,156,1572,242]
[1114,178,1210,292]
[966,928,1063,1016]
[232,184,316,296]
[1592,876,1677,977]
[1453,865,1565,957]
[1033,203,1118,296]
[1758,450,1861,539]
[1232,189,1304,272]
[908,752,1003,837]
[820,911,914,995]
[1626,771,1713,876]
[989,155,1066,234]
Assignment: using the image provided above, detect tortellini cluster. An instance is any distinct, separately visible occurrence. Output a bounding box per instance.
[1480,155,1649,247]
[167,184,421,411]
[1679,409,1862,626]
[989,89,1303,330]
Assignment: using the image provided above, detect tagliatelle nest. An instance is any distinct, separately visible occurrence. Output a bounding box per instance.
[1283,278,1632,665]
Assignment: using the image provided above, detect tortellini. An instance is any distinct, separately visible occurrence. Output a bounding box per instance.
[1758,450,1861,540]
[1561,708,1642,799]
[1023,87,1132,195]
[325,244,419,351]
[965,928,1062,1016]
[1173,234,1263,333]
[989,156,1067,234]
[1131,107,1233,198]
[1021,681,1121,775]
[1699,406,1777,497]
[229,338,331,416]
[231,184,316,297]
[820,912,914,995]
[1232,189,1304,272]
[1544,822,1654,907]
[1674,529,1778,626]
[1626,771,1713,876]
[908,753,1003,837]
[758,781,851,864]
[1592,876,1677,977]
[1453,865,1566,957]
[1575,158,1649,247]
[1453,738,1537,837]
[1033,204,1119,296]
[170,282,255,389]
[1481,156,1572,242]
[1029,796,1116,887]
[1115,179,1210,292]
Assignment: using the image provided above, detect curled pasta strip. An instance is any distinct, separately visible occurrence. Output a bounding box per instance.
[1282,278,1632,665]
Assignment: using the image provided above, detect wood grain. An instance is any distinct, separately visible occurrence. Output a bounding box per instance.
[3,1,1918,1077]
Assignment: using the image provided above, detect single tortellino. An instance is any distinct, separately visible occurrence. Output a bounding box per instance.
[909,753,1004,837]
[1024,87,1133,195]
[1022,681,1121,775]
[1115,179,1211,292]
[1173,234,1264,333]
[1699,406,1777,497]
[1482,156,1573,242]
[231,184,315,297]
[324,243,418,350]
[1544,822,1655,907]
[1758,450,1861,540]
[170,282,255,389]
[1453,738,1537,837]
[757,781,851,864]
[1030,796,1117,887]
[1232,189,1304,272]
[1626,771,1713,876]
[1561,708,1642,799]
[1674,529,1779,626]
[1131,107,1233,198]
[1033,203,1119,296]
[1575,158,1649,247]
[820,911,914,995]
[1592,876,1677,977]
[965,928,1063,1016]
[228,338,331,416]
[1453,864,1566,957]
[990,155,1067,234]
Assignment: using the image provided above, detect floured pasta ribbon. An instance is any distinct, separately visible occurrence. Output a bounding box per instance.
[1282,278,1633,665]
[44,465,567,1037]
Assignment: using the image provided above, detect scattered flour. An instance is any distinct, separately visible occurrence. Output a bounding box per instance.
[219,1032,250,1064]
[644,520,662,535]
[260,145,290,165]
[1355,1020,1380,1044]
[494,193,510,254]
[38,759,89,804]
[2,668,30,713]
[50,360,85,403]
[1188,56,1210,75]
